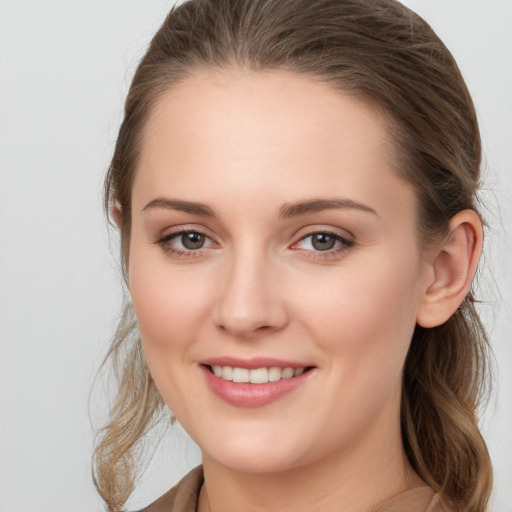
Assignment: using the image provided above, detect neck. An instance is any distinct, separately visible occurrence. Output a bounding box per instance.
[198,419,424,512]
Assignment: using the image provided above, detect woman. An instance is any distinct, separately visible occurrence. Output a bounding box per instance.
[93,0,493,511]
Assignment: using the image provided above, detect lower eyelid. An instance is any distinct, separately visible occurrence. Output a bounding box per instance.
[154,229,218,257]
[154,229,352,258]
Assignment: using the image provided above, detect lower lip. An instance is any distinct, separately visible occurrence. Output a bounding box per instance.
[200,365,315,408]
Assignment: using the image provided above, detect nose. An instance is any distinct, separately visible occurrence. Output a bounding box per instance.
[212,249,289,338]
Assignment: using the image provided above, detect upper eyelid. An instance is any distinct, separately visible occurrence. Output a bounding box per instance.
[292,225,354,243]
[292,232,353,249]
[154,225,354,247]
[157,230,216,248]
[155,229,216,257]
[298,230,352,241]
[156,225,216,241]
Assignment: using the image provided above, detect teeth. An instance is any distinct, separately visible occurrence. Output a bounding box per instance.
[232,368,250,383]
[281,367,294,379]
[249,367,269,384]
[211,365,306,383]
[268,367,282,382]
[221,366,233,381]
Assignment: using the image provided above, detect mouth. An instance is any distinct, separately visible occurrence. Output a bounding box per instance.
[203,364,315,384]
[199,357,317,407]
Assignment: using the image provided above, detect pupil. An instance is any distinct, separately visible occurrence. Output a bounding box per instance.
[182,232,205,250]
[312,233,336,251]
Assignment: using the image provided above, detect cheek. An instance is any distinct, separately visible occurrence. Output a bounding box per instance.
[128,243,213,362]
[128,255,217,417]
[298,251,422,377]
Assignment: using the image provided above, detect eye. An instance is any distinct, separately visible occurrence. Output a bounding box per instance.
[303,233,338,251]
[293,231,353,255]
[178,231,207,250]
[155,229,216,257]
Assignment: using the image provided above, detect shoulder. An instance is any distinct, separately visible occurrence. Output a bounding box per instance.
[136,466,203,512]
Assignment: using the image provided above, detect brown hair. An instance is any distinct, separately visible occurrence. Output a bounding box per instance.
[94,0,493,510]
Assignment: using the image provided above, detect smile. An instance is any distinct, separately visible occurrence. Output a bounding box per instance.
[208,365,306,383]
[200,361,316,408]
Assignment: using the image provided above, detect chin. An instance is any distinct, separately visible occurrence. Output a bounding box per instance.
[209,452,300,475]
[200,433,307,475]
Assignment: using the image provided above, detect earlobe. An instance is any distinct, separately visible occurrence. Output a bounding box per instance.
[416,210,483,328]
[112,200,123,228]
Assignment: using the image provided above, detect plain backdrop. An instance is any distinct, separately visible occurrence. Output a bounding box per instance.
[0,1,510,511]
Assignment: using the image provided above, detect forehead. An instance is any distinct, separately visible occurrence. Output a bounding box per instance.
[141,68,393,167]
[134,68,415,223]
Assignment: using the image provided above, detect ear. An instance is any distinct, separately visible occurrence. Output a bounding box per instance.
[112,200,123,228]
[416,209,483,328]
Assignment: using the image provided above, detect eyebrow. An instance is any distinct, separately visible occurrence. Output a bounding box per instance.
[279,198,379,218]
[142,196,378,218]
[142,197,215,216]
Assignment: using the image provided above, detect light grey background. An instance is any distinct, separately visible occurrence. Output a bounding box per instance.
[0,1,510,511]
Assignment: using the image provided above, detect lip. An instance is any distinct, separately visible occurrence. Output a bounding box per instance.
[198,358,316,408]
[199,356,310,369]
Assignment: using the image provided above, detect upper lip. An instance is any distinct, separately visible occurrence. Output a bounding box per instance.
[199,356,313,370]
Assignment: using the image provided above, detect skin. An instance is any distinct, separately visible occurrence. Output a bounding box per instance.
[125,68,482,512]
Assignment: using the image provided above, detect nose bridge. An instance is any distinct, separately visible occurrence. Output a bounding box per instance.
[213,242,287,337]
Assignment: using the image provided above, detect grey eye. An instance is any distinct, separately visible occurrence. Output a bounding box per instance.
[311,233,337,251]
[294,231,352,254]
[181,232,206,249]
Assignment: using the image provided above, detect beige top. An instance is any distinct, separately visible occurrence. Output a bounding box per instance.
[138,466,447,512]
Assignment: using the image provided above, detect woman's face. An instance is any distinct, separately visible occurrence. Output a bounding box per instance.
[128,69,432,474]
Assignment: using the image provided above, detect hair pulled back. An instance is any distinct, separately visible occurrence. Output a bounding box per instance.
[95,1,493,510]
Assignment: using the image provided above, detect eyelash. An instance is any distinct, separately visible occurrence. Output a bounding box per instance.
[154,230,216,258]
[154,229,354,260]
[293,231,354,259]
